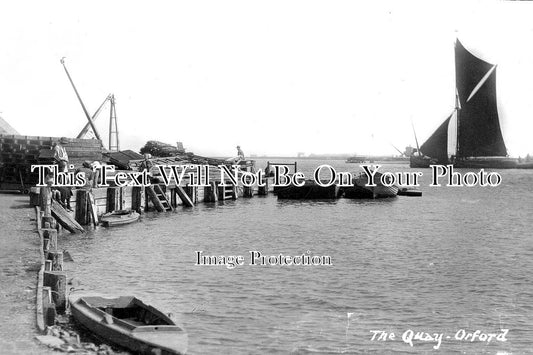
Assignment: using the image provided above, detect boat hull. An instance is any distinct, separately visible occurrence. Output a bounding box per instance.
[409,155,437,168]
[101,210,140,227]
[344,173,398,199]
[453,156,533,169]
[276,180,341,199]
[70,295,187,355]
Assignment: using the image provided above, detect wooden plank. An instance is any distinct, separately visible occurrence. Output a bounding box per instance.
[88,192,98,226]
[51,199,84,233]
[175,185,194,207]
[145,186,165,212]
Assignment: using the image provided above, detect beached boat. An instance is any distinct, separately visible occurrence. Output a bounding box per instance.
[411,39,533,169]
[344,172,398,199]
[100,210,140,227]
[69,295,187,355]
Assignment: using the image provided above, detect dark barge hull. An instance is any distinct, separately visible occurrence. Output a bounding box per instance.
[453,157,533,169]
[276,181,340,199]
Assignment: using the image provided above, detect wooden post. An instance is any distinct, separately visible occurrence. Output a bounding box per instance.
[203,185,211,202]
[43,229,58,251]
[44,302,57,326]
[40,186,52,218]
[204,181,218,202]
[47,251,64,271]
[43,271,67,312]
[132,186,143,213]
[42,216,55,229]
[106,187,120,212]
[43,238,50,253]
[40,185,56,228]
[75,190,89,225]
[232,186,238,200]
[243,186,253,197]
[42,286,56,326]
[185,185,197,204]
[30,187,40,206]
[170,188,177,208]
[217,184,226,201]
[145,186,150,211]
[258,178,269,195]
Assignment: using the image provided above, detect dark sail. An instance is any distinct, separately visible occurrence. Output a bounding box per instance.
[455,40,507,157]
[419,114,451,164]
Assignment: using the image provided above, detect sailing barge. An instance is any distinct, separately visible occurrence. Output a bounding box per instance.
[411,39,533,169]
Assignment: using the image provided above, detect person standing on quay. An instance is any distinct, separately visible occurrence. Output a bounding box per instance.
[54,137,70,173]
[236,145,244,160]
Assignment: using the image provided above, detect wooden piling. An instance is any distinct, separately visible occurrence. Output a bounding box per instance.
[42,216,55,229]
[258,178,269,195]
[75,189,89,225]
[204,181,218,202]
[39,186,52,218]
[42,229,58,251]
[217,184,227,200]
[47,251,64,271]
[243,186,253,197]
[170,188,177,208]
[106,187,120,212]
[43,271,67,312]
[30,187,40,206]
[132,186,143,213]
[42,286,56,327]
[185,185,197,204]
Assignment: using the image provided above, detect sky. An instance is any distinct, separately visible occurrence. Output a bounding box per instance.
[1,0,533,157]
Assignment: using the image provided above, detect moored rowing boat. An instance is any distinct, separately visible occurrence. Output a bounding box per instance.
[100,210,140,227]
[69,294,187,354]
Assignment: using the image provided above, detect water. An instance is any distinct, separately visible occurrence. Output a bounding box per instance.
[2,159,533,354]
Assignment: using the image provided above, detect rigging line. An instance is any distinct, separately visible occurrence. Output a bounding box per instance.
[410,120,421,156]
[466,65,497,103]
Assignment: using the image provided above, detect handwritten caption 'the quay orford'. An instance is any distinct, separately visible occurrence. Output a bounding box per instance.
[370,328,509,350]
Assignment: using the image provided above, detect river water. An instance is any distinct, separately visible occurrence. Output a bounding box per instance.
[2,159,532,354]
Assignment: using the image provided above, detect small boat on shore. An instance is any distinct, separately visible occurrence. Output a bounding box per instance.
[100,210,140,227]
[69,295,187,355]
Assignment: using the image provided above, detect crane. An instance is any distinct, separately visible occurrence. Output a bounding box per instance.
[61,58,120,151]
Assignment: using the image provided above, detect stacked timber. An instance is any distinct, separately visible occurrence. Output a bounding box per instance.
[103,150,143,170]
[0,134,103,191]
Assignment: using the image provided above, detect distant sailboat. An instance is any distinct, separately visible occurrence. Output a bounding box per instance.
[410,39,533,169]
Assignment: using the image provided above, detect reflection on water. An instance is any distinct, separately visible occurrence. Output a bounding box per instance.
[2,160,533,354]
